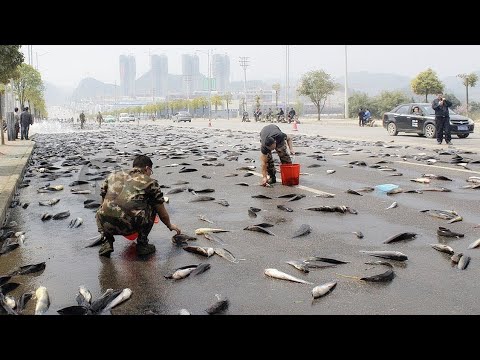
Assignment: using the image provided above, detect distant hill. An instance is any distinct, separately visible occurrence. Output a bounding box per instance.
[336,71,411,97]
[70,77,118,101]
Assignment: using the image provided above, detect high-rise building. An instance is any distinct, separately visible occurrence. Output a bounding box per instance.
[151,54,168,97]
[119,54,136,97]
[182,54,200,94]
[212,54,230,92]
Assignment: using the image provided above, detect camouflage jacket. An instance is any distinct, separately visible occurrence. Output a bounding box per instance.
[97,168,165,220]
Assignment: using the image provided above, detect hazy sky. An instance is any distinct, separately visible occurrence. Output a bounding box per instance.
[22,45,480,88]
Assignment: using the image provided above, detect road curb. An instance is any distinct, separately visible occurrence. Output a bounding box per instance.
[0,141,36,227]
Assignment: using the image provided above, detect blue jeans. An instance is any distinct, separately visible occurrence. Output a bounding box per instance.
[21,125,29,140]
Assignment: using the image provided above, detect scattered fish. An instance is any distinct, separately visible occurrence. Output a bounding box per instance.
[352,231,364,239]
[360,250,408,261]
[430,244,454,255]
[386,201,398,209]
[286,260,310,273]
[467,238,480,249]
[277,205,293,212]
[244,225,276,236]
[195,228,230,235]
[198,215,213,224]
[205,295,229,315]
[451,253,463,264]
[8,262,46,276]
[437,227,464,238]
[458,255,471,270]
[39,198,60,206]
[214,248,238,263]
[52,211,70,220]
[312,281,337,299]
[383,232,417,244]
[165,265,198,280]
[172,234,197,246]
[292,224,312,238]
[264,268,312,284]
[34,286,50,315]
[183,246,215,257]
[68,217,84,228]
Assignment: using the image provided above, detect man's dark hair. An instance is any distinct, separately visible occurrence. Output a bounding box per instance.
[25,107,29,111]
[265,136,275,147]
[133,155,153,168]
[14,107,18,112]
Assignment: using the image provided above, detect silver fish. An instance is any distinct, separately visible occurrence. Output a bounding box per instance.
[178,309,191,315]
[467,238,480,249]
[39,198,60,206]
[101,288,132,314]
[292,224,312,238]
[68,217,83,228]
[386,201,398,209]
[383,232,417,244]
[430,244,454,255]
[360,250,408,261]
[195,228,230,235]
[264,268,313,284]
[458,255,470,270]
[286,260,310,273]
[312,281,337,299]
[35,286,50,315]
[451,253,463,264]
[244,225,276,236]
[183,246,215,257]
[214,248,238,263]
[165,265,197,280]
[198,215,214,224]
[352,231,364,239]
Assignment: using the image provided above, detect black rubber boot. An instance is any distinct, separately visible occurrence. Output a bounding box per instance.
[98,234,115,257]
[136,235,156,256]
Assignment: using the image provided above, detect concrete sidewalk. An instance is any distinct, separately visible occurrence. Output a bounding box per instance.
[0,137,35,227]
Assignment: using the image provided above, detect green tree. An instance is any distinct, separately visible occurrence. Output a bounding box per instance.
[444,93,461,110]
[13,63,45,109]
[457,73,478,117]
[297,70,339,120]
[223,92,233,120]
[373,90,410,117]
[211,95,223,115]
[411,68,444,103]
[348,92,375,118]
[272,83,280,107]
[0,45,24,144]
[294,99,304,116]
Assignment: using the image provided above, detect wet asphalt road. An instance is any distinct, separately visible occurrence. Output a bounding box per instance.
[1,121,480,315]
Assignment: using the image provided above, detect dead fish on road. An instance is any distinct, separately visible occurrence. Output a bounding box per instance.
[467,238,480,249]
[244,225,276,236]
[254,222,274,228]
[353,231,364,239]
[458,255,471,270]
[198,215,213,224]
[312,281,337,299]
[305,256,349,265]
[451,253,463,264]
[420,209,458,220]
[430,244,454,255]
[410,178,431,184]
[57,305,89,315]
[214,248,238,263]
[85,234,103,248]
[264,268,313,284]
[84,202,101,209]
[52,211,70,220]
[8,262,46,276]
[195,228,230,235]
[178,168,198,173]
[189,196,215,202]
[448,216,463,224]
[286,194,306,202]
[215,199,230,207]
[326,170,336,174]
[172,234,197,246]
[421,174,452,181]
[248,209,258,218]
[286,260,310,273]
[383,232,417,244]
[277,205,293,212]
[346,189,363,196]
[360,261,395,282]
[252,194,272,199]
[39,198,60,206]
[205,295,229,315]
[192,188,215,193]
[76,285,92,307]
[235,182,249,186]
[34,286,50,315]
[47,185,64,191]
[71,189,92,194]
[306,206,357,214]
[292,224,312,238]
[69,180,90,186]
[166,187,188,194]
[183,246,215,257]
[164,265,200,279]
[68,217,84,228]
[386,201,398,209]
[360,250,408,261]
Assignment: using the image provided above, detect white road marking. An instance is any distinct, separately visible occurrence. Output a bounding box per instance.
[395,161,480,174]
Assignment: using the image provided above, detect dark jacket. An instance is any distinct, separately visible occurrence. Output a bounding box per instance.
[432,98,452,117]
[20,111,32,127]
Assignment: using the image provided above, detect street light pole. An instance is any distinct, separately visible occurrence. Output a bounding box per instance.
[239,57,250,114]
[208,50,211,122]
[344,45,349,119]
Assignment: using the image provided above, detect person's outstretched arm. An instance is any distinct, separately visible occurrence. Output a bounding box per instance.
[286,135,295,155]
[260,153,269,185]
[156,202,181,234]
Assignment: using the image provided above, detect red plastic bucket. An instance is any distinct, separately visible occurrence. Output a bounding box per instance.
[280,163,300,186]
[124,214,160,241]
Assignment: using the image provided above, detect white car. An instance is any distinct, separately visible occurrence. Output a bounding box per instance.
[172,111,192,122]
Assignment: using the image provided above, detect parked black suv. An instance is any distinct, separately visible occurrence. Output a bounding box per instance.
[383,103,475,138]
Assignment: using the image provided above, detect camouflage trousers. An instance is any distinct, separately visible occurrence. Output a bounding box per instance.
[96,207,156,243]
[267,141,292,178]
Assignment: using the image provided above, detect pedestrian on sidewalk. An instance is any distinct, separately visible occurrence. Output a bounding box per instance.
[20,106,32,140]
[96,111,103,128]
[358,108,365,127]
[14,107,20,139]
[80,111,86,129]
[259,124,295,186]
[95,154,182,257]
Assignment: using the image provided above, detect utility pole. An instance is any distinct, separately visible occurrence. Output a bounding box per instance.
[239,56,250,114]
[344,45,349,119]
[184,74,192,112]
[208,50,212,122]
[285,45,289,113]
